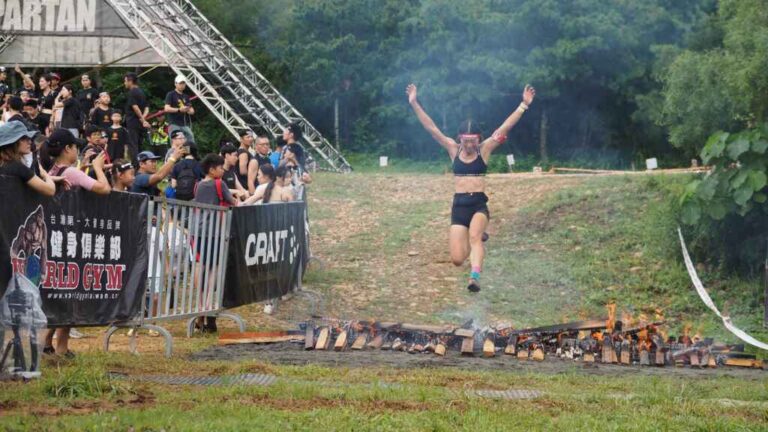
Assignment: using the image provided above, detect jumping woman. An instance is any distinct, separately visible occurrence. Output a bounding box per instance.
[406,83,535,292]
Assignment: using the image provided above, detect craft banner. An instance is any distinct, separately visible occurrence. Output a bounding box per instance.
[0,178,148,326]
[223,201,308,308]
[0,0,165,66]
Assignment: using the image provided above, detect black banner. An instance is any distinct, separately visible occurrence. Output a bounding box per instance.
[223,201,308,308]
[0,178,148,326]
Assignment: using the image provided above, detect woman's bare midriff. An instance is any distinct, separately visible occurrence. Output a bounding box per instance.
[454,176,485,194]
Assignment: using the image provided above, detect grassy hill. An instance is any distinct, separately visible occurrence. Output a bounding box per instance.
[303,171,767,349]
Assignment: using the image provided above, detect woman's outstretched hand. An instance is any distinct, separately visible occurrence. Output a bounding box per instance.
[406,84,418,104]
[523,85,536,105]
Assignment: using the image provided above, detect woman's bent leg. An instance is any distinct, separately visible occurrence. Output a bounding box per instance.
[449,225,470,266]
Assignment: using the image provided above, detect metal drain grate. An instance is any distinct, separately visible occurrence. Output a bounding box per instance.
[474,389,543,400]
[114,373,277,387]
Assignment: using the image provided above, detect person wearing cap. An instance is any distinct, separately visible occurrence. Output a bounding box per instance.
[48,72,61,92]
[76,74,100,121]
[164,129,187,163]
[236,129,254,188]
[130,147,185,197]
[123,73,149,165]
[164,74,195,145]
[0,122,58,196]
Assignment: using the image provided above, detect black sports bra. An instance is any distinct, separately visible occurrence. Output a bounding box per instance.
[452,149,487,177]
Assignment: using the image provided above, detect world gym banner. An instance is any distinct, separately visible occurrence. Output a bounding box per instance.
[223,202,308,308]
[0,0,164,66]
[0,178,148,326]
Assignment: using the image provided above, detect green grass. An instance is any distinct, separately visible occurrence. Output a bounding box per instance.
[1,352,767,431]
[3,172,767,430]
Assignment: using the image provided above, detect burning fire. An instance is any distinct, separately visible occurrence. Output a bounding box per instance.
[606,303,616,333]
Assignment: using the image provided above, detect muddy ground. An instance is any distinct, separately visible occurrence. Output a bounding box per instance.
[191,341,767,380]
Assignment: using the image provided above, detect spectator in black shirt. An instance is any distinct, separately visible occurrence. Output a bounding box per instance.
[89,92,113,130]
[123,73,149,165]
[246,135,272,193]
[76,74,100,121]
[5,96,25,125]
[220,144,248,201]
[80,125,111,179]
[37,74,58,132]
[164,74,196,144]
[23,100,46,133]
[236,129,254,189]
[107,110,130,161]
[170,146,203,201]
[53,83,82,138]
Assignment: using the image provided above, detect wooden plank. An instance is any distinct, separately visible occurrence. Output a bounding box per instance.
[583,352,595,363]
[483,338,495,357]
[434,343,446,356]
[531,347,545,361]
[461,337,475,355]
[304,326,315,350]
[504,335,518,356]
[334,330,348,351]
[351,334,367,350]
[315,327,331,350]
[454,328,475,338]
[507,319,608,335]
[366,334,384,349]
[218,334,304,345]
[725,358,764,368]
[517,350,529,361]
[400,323,456,334]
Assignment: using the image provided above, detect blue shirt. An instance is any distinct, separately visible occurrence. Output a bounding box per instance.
[130,172,160,197]
[269,151,281,167]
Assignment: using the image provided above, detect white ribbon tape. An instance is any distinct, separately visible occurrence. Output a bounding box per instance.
[678,227,768,351]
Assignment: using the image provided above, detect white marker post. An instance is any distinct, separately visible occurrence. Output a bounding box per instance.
[379,156,388,167]
[645,158,658,171]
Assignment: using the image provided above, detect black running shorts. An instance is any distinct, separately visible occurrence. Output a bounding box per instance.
[451,192,490,227]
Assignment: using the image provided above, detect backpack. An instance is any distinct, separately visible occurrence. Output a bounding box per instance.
[214,179,230,207]
[174,161,198,200]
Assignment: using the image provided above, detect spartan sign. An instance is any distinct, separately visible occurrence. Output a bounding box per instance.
[0,0,162,66]
[0,0,134,37]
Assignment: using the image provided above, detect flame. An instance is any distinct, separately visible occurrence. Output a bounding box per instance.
[683,323,692,338]
[692,324,704,342]
[621,310,635,329]
[606,303,616,333]
[658,326,669,343]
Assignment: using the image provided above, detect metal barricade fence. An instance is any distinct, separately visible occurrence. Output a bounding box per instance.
[104,198,244,357]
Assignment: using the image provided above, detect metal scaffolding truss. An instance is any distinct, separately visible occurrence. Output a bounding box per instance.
[0,34,16,56]
[105,0,351,172]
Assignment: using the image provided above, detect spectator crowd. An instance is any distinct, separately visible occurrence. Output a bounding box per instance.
[0,66,314,357]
